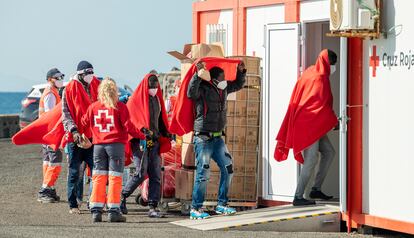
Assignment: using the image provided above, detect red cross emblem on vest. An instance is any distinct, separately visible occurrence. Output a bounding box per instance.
[370,45,379,77]
[94,109,114,132]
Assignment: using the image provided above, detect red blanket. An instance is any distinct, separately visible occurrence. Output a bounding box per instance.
[274,50,338,164]
[169,57,241,136]
[125,74,171,166]
[12,78,99,150]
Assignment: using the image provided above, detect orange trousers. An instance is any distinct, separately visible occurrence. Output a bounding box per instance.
[42,145,62,188]
[90,143,125,212]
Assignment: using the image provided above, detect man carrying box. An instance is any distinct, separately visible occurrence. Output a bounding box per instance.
[186,61,246,219]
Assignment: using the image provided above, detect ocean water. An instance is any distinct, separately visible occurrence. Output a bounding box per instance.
[0,92,27,114]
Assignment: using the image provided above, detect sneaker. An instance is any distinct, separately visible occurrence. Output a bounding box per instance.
[309,190,333,200]
[69,208,81,214]
[37,189,55,203]
[108,212,126,223]
[120,196,128,215]
[215,205,236,215]
[92,212,102,223]
[293,197,316,206]
[148,207,164,218]
[49,188,60,202]
[190,209,210,220]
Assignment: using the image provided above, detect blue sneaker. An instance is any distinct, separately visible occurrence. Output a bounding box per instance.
[190,209,210,220]
[215,205,236,215]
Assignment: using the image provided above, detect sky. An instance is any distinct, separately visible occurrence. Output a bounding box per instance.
[0,0,194,92]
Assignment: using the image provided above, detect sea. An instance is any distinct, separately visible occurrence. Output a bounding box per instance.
[0,92,27,115]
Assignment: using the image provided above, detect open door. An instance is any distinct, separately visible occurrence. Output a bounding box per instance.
[262,23,301,202]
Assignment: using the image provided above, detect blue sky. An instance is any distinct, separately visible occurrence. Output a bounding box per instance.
[0,0,193,92]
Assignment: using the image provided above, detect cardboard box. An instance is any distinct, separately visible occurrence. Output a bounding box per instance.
[225,126,259,151]
[204,173,257,201]
[227,101,260,118]
[210,150,258,175]
[168,43,225,80]
[245,74,261,87]
[227,87,260,101]
[227,56,261,75]
[231,150,258,174]
[226,114,259,126]
[181,143,195,169]
[175,169,194,200]
[229,175,257,201]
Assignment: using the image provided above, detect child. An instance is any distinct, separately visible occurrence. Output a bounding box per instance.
[82,77,144,222]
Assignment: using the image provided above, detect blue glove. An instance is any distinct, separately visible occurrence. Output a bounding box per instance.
[119,94,130,104]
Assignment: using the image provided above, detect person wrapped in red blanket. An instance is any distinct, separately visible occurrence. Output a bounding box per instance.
[274,50,339,206]
[120,74,171,218]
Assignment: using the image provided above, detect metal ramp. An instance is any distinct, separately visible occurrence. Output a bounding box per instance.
[171,204,340,232]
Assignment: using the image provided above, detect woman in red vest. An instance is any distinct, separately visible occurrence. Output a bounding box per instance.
[82,77,144,222]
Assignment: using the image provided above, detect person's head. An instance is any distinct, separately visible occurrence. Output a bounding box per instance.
[77,60,94,84]
[46,68,65,88]
[327,50,337,75]
[98,77,119,109]
[209,67,227,90]
[148,75,159,97]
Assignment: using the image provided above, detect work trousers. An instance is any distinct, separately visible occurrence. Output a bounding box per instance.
[90,143,125,213]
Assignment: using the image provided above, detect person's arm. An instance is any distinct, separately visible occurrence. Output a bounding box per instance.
[43,93,56,112]
[81,105,91,129]
[120,105,145,140]
[187,73,202,100]
[227,66,247,94]
[61,89,78,133]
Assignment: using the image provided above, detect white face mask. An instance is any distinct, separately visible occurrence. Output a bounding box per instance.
[149,88,158,97]
[83,74,94,84]
[330,65,336,75]
[54,79,64,88]
[217,80,227,90]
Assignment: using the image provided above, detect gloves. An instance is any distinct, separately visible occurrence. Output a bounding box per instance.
[72,131,81,144]
[140,128,154,140]
[119,94,130,104]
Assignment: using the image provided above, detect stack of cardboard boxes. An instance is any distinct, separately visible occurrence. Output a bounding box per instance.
[169,44,261,202]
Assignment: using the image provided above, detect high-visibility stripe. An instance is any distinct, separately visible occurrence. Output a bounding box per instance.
[108,171,123,177]
[93,170,109,175]
[107,203,120,209]
[43,161,49,166]
[89,202,105,208]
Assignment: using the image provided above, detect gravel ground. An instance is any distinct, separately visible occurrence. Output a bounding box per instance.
[0,140,407,238]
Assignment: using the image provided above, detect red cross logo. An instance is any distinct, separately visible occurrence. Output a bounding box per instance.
[370,45,379,77]
[94,110,114,132]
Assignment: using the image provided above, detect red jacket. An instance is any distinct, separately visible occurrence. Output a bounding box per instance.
[274,50,338,164]
[82,101,144,144]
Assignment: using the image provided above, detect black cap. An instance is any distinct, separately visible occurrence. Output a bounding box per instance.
[46,68,64,80]
[77,60,93,73]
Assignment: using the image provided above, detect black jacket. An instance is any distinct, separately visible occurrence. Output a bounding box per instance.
[187,70,246,133]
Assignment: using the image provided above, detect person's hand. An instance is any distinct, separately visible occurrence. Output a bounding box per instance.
[72,131,81,144]
[140,128,154,140]
[196,62,205,71]
[238,62,246,73]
